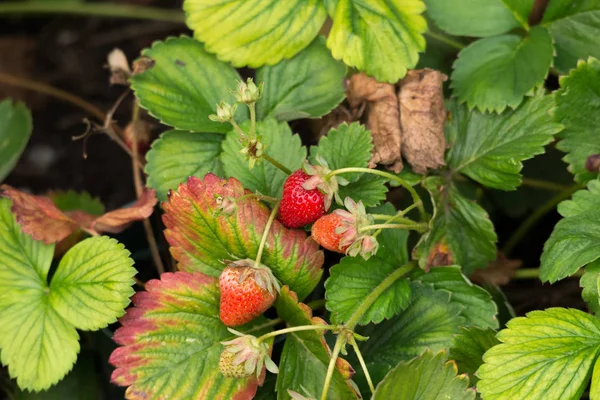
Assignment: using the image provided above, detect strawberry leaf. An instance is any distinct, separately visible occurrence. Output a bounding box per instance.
[146,130,225,201]
[449,327,500,385]
[477,308,600,400]
[372,350,475,400]
[256,37,346,122]
[221,119,306,198]
[274,286,358,399]
[130,36,247,133]
[48,190,104,215]
[581,260,600,315]
[411,266,499,329]
[110,271,273,399]
[162,174,323,300]
[184,0,326,68]
[337,175,388,208]
[0,199,134,391]
[0,99,32,182]
[351,282,463,391]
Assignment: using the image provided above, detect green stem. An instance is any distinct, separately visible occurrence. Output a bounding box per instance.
[262,153,292,175]
[320,334,345,400]
[326,167,426,221]
[258,324,340,344]
[370,215,416,225]
[513,268,584,280]
[502,184,582,256]
[360,223,427,233]
[306,298,326,311]
[349,336,375,395]
[255,202,280,269]
[520,177,569,192]
[229,119,247,140]
[249,102,257,139]
[0,2,186,22]
[424,31,466,50]
[345,262,416,330]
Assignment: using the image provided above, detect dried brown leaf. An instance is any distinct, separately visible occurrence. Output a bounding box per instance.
[347,73,403,172]
[308,105,355,141]
[398,69,448,174]
[471,252,522,286]
[0,185,157,243]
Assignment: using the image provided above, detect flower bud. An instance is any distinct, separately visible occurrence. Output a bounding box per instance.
[209,101,237,123]
[234,78,264,104]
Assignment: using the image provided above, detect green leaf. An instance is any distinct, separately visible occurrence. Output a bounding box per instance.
[0,99,32,182]
[162,174,323,300]
[411,266,498,329]
[221,119,306,198]
[325,0,427,83]
[544,5,600,73]
[373,350,475,400]
[451,26,554,113]
[553,57,600,182]
[256,37,346,121]
[146,130,224,201]
[446,91,562,190]
[424,0,526,37]
[130,36,246,133]
[49,190,104,215]
[581,260,600,315]
[310,122,373,182]
[477,308,600,400]
[369,203,410,265]
[110,271,273,399]
[184,0,326,68]
[354,283,463,388]
[49,236,136,331]
[414,177,497,274]
[540,180,600,282]
[274,287,358,400]
[325,257,411,326]
[337,174,388,208]
[449,327,500,385]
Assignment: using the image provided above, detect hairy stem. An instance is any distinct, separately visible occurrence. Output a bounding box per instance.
[255,202,280,269]
[520,177,570,192]
[502,184,582,256]
[320,334,345,400]
[360,223,427,233]
[349,336,375,394]
[229,119,247,140]
[249,102,257,139]
[325,167,426,221]
[424,31,466,50]
[258,325,340,343]
[513,267,584,279]
[262,153,292,175]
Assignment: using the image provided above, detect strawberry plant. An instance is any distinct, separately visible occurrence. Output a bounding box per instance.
[3,0,600,399]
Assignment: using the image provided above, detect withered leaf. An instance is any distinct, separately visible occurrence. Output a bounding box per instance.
[398,69,447,174]
[470,252,522,286]
[0,185,157,243]
[347,73,403,172]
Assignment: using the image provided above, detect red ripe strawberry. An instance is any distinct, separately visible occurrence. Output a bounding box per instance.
[279,169,326,228]
[311,213,348,254]
[219,260,280,327]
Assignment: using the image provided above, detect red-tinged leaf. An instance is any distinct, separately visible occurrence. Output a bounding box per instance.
[0,185,157,243]
[162,174,323,300]
[110,271,274,400]
[274,286,359,399]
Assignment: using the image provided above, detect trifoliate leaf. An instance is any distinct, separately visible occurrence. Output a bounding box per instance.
[221,119,305,198]
[424,0,527,37]
[130,36,246,133]
[540,180,600,282]
[49,236,136,331]
[553,57,600,182]
[352,283,463,390]
[274,287,358,400]
[337,174,388,208]
[325,256,411,326]
[0,99,32,183]
[542,3,600,73]
[581,260,600,315]
[446,91,562,190]
[414,177,497,274]
[310,122,373,183]
[411,266,499,329]
[162,174,323,300]
[325,0,427,83]
[184,0,326,68]
[373,350,475,400]
[449,327,499,385]
[145,130,224,201]
[256,37,346,121]
[451,26,554,113]
[477,308,600,400]
[110,271,273,399]
[0,199,134,391]
[48,190,104,215]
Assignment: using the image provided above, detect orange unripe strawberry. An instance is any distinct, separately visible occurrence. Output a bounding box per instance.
[311,213,349,254]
